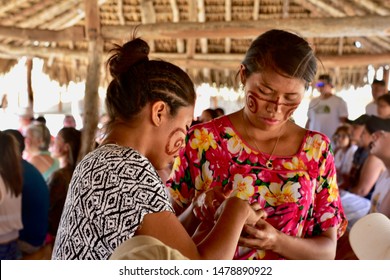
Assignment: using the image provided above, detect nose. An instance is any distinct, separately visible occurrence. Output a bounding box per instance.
[266,97,281,113]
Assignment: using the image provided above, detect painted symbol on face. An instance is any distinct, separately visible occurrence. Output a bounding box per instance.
[246,91,299,119]
[166,127,187,156]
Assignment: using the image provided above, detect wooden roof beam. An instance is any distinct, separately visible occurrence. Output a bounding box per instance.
[1,42,389,69]
[352,0,390,16]
[1,15,390,42]
[104,15,390,39]
[0,25,85,42]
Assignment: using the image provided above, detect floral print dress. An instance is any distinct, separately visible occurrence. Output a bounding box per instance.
[167,115,347,260]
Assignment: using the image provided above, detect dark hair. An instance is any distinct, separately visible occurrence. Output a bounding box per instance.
[0,131,23,196]
[202,108,218,119]
[365,115,390,134]
[318,74,333,85]
[377,94,390,106]
[35,115,46,125]
[57,127,82,169]
[240,29,317,89]
[372,79,386,87]
[3,129,25,153]
[104,37,196,129]
[214,107,225,117]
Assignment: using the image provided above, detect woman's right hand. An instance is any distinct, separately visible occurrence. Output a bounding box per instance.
[192,183,233,222]
[214,197,267,226]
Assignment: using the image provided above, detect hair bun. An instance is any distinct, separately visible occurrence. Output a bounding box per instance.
[107,37,150,78]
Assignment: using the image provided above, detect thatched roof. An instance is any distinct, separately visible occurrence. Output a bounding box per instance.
[0,0,389,90]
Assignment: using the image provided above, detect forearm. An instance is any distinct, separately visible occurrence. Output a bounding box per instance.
[379,190,390,218]
[349,184,373,197]
[197,197,250,259]
[272,228,337,260]
[177,203,201,236]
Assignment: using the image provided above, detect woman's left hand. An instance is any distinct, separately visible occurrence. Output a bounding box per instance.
[238,218,280,251]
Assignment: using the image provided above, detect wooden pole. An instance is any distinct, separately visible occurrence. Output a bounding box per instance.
[78,0,103,161]
[26,57,34,113]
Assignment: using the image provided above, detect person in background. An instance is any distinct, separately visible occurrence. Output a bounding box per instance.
[3,129,49,257]
[336,118,390,260]
[339,115,388,231]
[340,114,371,191]
[17,107,34,137]
[214,107,225,117]
[62,114,77,128]
[367,118,390,217]
[0,131,23,260]
[199,108,217,123]
[365,79,387,116]
[346,116,386,199]
[167,29,346,260]
[332,124,358,187]
[377,94,390,119]
[306,74,349,142]
[47,127,81,241]
[52,36,265,260]
[23,123,59,181]
[34,115,47,125]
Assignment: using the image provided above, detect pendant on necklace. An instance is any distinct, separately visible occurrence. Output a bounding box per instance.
[266,160,273,169]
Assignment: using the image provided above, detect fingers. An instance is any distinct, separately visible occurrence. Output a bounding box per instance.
[222,182,233,197]
[255,208,267,220]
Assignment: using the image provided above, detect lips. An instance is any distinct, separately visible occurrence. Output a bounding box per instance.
[262,117,280,125]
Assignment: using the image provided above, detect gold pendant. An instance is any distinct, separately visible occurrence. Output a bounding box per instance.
[266,160,273,169]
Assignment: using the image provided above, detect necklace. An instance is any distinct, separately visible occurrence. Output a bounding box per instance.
[241,110,284,169]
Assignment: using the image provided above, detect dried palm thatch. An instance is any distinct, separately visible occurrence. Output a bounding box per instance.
[0,57,17,75]
[0,0,389,89]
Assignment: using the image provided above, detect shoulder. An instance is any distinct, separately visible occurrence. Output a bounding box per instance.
[22,159,47,185]
[188,116,230,137]
[302,129,332,150]
[84,144,149,164]
[332,95,347,103]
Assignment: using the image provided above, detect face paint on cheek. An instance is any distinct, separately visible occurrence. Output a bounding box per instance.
[165,127,186,156]
[247,92,299,118]
[246,94,259,114]
[285,105,298,119]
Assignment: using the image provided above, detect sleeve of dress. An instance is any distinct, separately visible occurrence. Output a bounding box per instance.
[313,139,348,239]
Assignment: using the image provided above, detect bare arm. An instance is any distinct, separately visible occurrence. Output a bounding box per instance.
[171,184,232,236]
[240,219,337,259]
[136,197,265,260]
[379,189,390,218]
[349,154,385,197]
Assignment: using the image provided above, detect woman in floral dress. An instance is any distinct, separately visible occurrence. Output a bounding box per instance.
[167,29,347,260]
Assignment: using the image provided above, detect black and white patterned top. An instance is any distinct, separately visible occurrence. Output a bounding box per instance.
[51,144,174,260]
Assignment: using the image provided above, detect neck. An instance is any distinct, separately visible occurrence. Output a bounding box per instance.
[321,92,333,99]
[101,121,150,156]
[58,156,68,168]
[241,110,285,169]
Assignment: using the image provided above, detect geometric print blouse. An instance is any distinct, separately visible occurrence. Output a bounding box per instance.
[52,144,174,260]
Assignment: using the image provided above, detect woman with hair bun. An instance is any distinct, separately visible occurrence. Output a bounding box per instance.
[52,36,265,260]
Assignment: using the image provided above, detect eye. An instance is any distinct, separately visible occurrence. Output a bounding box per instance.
[259,87,272,96]
[285,94,299,102]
